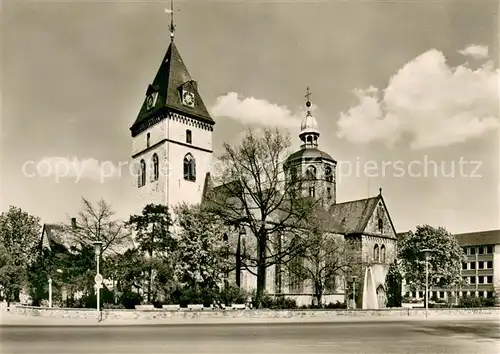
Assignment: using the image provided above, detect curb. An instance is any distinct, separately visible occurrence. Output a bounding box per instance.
[2,312,499,327]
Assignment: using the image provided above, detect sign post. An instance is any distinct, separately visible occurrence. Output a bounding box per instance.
[95,273,103,317]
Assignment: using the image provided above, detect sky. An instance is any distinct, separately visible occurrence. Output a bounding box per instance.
[1,0,499,234]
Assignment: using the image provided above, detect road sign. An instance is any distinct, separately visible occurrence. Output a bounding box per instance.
[94,274,103,284]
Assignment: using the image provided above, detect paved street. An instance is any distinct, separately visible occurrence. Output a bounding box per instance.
[1,318,499,354]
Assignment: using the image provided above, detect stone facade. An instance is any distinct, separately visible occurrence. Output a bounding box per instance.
[131,112,213,215]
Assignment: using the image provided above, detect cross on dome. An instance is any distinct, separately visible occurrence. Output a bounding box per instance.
[299,86,320,149]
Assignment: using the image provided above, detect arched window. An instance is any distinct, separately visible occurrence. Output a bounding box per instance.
[138,159,146,187]
[146,133,151,148]
[380,245,386,263]
[152,153,159,181]
[325,165,333,182]
[374,244,380,262]
[183,153,196,182]
[306,165,316,180]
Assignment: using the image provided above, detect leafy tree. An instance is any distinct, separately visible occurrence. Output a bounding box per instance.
[385,261,403,307]
[173,203,230,291]
[0,206,41,302]
[206,128,317,308]
[0,244,25,304]
[398,225,466,292]
[286,230,358,307]
[62,197,132,255]
[127,204,177,303]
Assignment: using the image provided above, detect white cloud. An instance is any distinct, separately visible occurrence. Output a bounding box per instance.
[22,156,125,183]
[337,49,499,149]
[210,92,304,128]
[459,45,489,59]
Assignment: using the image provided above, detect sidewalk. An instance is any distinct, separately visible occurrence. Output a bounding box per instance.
[2,309,498,327]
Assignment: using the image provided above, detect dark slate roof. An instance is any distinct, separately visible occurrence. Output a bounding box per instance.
[454,229,500,246]
[315,196,380,234]
[203,180,397,238]
[285,148,336,165]
[130,41,214,135]
[40,224,70,253]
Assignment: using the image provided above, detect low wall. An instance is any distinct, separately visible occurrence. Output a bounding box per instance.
[11,305,500,321]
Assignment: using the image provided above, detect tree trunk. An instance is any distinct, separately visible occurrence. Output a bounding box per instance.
[255,236,267,309]
[314,282,323,308]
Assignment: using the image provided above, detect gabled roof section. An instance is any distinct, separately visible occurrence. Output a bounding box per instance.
[131,41,214,135]
[454,229,500,246]
[40,224,71,253]
[314,194,397,238]
[317,196,380,234]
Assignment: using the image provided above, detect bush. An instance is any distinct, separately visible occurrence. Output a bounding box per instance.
[103,303,125,309]
[120,291,142,309]
[170,285,220,307]
[219,284,248,305]
[325,301,347,309]
[458,295,496,308]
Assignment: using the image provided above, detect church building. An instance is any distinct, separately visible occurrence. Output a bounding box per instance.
[129,15,398,309]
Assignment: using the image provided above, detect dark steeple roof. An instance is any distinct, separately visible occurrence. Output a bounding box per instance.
[130,41,214,136]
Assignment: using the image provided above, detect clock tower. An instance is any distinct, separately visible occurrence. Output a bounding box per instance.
[129,17,215,215]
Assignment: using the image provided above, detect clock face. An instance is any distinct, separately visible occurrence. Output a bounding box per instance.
[182,91,195,107]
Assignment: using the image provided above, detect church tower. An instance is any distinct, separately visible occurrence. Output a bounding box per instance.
[284,88,337,205]
[129,8,215,214]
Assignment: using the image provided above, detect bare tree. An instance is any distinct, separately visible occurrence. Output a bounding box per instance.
[206,128,318,308]
[286,230,359,307]
[63,197,132,255]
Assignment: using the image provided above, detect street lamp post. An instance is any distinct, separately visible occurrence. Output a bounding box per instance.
[93,241,103,320]
[422,248,433,318]
[48,268,63,308]
[48,278,52,308]
[352,276,357,309]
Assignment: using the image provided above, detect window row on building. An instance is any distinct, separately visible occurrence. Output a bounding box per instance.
[462,245,494,255]
[307,186,333,199]
[462,275,494,284]
[462,260,494,270]
[137,152,196,187]
[407,290,494,299]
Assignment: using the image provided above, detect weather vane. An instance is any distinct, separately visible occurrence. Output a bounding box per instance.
[165,0,179,41]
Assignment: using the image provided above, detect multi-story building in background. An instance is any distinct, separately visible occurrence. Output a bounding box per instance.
[404,229,500,304]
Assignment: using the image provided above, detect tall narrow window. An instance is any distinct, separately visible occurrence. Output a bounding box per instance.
[309,186,315,198]
[152,153,159,181]
[378,218,383,233]
[183,153,196,181]
[290,167,298,183]
[325,165,333,182]
[186,129,192,144]
[306,165,316,180]
[146,133,151,148]
[373,244,380,262]
[138,159,146,187]
[380,245,386,263]
[327,187,332,199]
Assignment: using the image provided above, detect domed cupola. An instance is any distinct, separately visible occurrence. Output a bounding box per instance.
[299,89,320,149]
[284,87,338,205]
